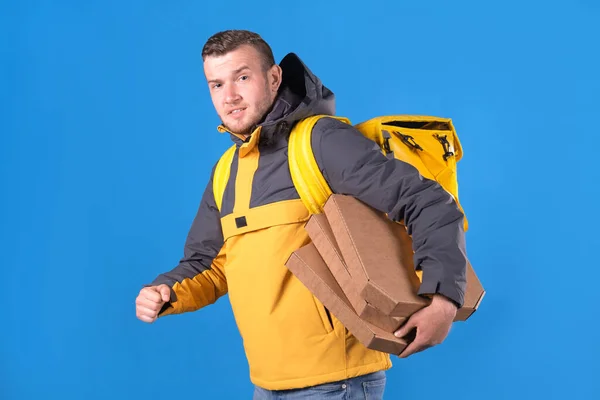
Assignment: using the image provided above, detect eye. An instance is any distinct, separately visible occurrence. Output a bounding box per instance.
[239,75,249,81]
[211,83,222,89]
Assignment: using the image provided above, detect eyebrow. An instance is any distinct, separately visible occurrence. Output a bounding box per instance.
[207,65,251,84]
[233,65,251,75]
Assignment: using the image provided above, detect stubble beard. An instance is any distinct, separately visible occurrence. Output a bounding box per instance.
[222,110,261,137]
[222,85,274,137]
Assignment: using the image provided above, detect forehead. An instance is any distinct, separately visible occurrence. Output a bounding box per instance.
[203,45,264,78]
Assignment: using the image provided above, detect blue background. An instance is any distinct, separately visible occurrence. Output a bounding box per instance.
[2,0,599,399]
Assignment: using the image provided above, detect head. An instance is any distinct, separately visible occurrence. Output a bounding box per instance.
[202,30,283,136]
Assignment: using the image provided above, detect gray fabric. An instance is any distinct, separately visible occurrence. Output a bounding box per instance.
[149,51,467,311]
[222,52,334,214]
[148,52,335,305]
[311,117,468,307]
[257,52,336,142]
[150,167,225,304]
[250,145,300,209]
[228,52,335,148]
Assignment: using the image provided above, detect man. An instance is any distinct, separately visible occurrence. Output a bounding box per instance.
[135,30,467,399]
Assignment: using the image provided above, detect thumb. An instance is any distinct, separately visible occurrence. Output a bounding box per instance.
[158,285,171,303]
[394,316,417,338]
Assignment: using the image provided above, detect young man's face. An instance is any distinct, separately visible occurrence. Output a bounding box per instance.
[204,45,282,136]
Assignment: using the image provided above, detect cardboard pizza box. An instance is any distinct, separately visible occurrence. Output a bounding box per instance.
[322,194,485,321]
[285,243,409,355]
[305,214,405,332]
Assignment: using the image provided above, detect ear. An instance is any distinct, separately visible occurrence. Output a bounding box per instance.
[268,64,283,93]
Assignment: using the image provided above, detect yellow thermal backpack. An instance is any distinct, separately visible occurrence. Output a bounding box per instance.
[213,115,468,231]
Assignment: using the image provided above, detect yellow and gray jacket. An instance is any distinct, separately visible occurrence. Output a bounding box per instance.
[148,53,468,390]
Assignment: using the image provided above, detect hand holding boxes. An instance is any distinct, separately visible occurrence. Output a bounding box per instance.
[285,194,485,355]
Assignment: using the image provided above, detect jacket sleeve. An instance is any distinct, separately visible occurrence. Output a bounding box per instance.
[311,117,467,307]
[147,168,228,317]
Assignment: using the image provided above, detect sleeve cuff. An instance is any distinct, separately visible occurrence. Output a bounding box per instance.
[418,279,464,308]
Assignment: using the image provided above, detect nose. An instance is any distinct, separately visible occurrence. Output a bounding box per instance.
[224,84,241,104]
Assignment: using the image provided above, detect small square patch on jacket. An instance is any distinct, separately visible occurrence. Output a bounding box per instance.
[235,216,248,228]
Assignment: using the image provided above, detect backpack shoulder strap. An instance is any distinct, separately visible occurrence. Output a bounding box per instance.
[212,144,237,212]
[288,115,351,214]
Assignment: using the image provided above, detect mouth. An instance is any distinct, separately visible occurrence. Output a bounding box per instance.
[228,107,247,115]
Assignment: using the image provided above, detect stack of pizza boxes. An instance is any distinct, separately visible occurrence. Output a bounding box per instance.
[286,194,485,355]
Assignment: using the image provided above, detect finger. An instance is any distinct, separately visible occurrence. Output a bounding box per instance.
[395,316,418,338]
[136,305,159,319]
[413,344,433,355]
[398,338,426,359]
[136,297,162,312]
[141,287,163,303]
[158,285,171,302]
[137,313,156,323]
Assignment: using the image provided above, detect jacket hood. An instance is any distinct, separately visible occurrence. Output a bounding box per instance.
[226,52,336,146]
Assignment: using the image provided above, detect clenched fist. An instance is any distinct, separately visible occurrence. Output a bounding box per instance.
[135,284,171,323]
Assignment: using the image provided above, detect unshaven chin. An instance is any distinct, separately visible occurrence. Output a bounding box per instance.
[224,97,276,137]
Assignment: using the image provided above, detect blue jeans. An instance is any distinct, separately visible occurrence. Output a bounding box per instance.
[253,371,386,400]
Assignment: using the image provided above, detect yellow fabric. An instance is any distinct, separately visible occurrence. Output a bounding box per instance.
[288,115,350,214]
[233,139,260,213]
[288,114,468,230]
[211,125,391,390]
[238,125,262,158]
[356,115,468,230]
[213,145,236,212]
[211,115,469,388]
[285,114,469,285]
[221,199,311,241]
[159,244,228,317]
[223,204,391,390]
